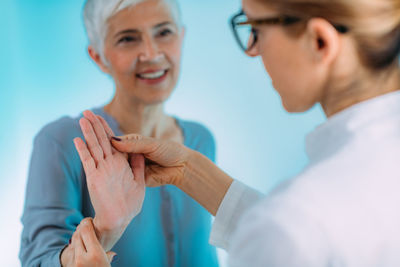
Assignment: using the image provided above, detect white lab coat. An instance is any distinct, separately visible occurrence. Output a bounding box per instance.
[210,91,400,267]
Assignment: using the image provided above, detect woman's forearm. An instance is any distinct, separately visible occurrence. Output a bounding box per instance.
[177,150,234,216]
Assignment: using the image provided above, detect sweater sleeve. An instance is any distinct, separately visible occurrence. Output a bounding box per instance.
[19,128,84,267]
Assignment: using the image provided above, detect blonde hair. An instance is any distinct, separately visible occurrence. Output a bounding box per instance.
[261,0,400,70]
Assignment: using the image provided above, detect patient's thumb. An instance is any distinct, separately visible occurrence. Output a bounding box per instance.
[106,251,117,263]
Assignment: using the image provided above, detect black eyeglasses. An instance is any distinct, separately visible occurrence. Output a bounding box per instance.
[230,11,349,53]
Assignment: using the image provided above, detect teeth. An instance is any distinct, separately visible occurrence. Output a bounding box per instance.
[138,70,166,80]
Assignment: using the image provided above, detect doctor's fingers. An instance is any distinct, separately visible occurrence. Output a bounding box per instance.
[112,134,189,167]
[96,115,115,137]
[74,137,96,174]
[83,110,112,157]
[79,117,105,164]
[111,134,161,159]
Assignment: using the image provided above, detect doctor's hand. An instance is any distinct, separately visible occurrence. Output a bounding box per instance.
[74,110,146,251]
[111,134,191,188]
[111,133,234,216]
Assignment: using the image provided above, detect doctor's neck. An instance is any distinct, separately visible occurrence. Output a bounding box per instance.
[320,66,400,117]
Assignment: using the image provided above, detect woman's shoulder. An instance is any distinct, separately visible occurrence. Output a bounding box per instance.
[34,114,83,150]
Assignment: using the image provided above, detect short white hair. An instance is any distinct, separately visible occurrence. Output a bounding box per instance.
[83,0,182,61]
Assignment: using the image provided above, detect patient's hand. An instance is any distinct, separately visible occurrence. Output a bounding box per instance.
[74,110,145,251]
[62,218,115,267]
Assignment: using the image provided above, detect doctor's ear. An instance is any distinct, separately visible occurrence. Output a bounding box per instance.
[88,46,110,74]
[304,18,341,66]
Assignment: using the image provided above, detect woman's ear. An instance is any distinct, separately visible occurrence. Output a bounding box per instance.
[181,26,186,39]
[179,26,186,46]
[305,18,340,66]
[88,46,110,74]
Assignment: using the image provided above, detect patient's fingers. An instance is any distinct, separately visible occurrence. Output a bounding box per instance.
[80,118,104,164]
[71,223,86,256]
[97,115,115,137]
[83,111,112,157]
[130,154,145,185]
[74,229,87,259]
[74,138,96,173]
[97,115,118,154]
[80,218,102,252]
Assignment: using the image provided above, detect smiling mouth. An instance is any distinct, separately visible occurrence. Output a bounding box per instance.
[136,70,169,80]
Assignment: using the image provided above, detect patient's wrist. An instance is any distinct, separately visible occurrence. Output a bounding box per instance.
[93,216,127,251]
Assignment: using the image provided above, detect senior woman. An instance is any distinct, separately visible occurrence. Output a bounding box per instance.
[72,0,400,265]
[19,0,220,266]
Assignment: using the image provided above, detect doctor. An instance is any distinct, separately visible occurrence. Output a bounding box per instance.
[74,0,400,265]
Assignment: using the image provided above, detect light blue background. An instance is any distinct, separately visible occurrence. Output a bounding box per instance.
[1,0,325,266]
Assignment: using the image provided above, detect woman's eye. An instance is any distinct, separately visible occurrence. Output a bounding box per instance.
[158,29,173,37]
[118,36,139,44]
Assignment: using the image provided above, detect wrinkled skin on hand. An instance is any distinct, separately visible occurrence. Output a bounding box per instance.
[111,133,192,188]
[73,111,145,249]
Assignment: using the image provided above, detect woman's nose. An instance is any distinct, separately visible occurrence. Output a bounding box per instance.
[139,37,162,62]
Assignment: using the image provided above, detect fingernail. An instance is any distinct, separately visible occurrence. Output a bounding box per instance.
[68,238,71,244]
[112,137,122,141]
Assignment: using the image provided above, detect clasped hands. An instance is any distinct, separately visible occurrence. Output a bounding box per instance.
[61,110,190,266]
